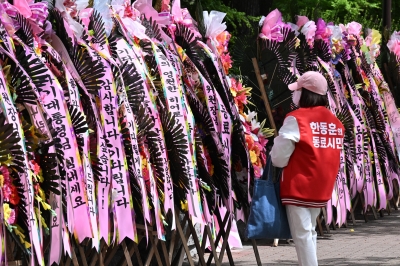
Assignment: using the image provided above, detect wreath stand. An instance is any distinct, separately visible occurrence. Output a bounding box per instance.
[242,57,282,265]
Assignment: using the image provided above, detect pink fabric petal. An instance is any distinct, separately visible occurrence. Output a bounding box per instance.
[259,9,286,42]
[261,9,281,36]
[161,0,170,12]
[347,21,362,36]
[171,0,181,19]
[296,15,309,28]
[301,20,317,46]
[13,0,32,17]
[315,18,326,40]
[339,24,346,33]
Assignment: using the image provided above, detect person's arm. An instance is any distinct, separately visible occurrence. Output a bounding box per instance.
[270,116,300,168]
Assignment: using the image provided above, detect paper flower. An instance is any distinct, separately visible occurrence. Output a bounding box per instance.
[301,21,317,47]
[296,15,309,28]
[229,77,250,111]
[346,21,362,36]
[1,166,13,201]
[241,111,272,178]
[315,18,332,42]
[29,160,41,175]
[215,31,231,54]
[253,164,262,178]
[259,9,285,42]
[2,184,12,201]
[387,31,400,57]
[203,11,227,40]
[215,31,233,74]
[346,21,362,44]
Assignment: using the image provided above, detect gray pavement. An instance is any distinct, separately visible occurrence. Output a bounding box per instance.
[211,210,400,265]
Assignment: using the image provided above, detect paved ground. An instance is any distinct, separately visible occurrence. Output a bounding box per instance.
[197,209,400,265]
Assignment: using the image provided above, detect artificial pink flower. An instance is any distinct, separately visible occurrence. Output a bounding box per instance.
[235,79,243,91]
[259,9,285,42]
[2,185,12,201]
[14,0,32,18]
[142,166,150,184]
[387,31,400,57]
[315,18,332,41]
[242,122,252,134]
[29,160,40,175]
[216,31,231,54]
[253,164,262,178]
[0,166,10,182]
[123,4,134,18]
[235,93,247,106]
[258,136,268,148]
[230,78,238,90]
[301,21,317,47]
[346,22,362,37]
[260,151,267,166]
[296,15,309,28]
[221,53,232,74]
[1,166,12,201]
[161,0,170,12]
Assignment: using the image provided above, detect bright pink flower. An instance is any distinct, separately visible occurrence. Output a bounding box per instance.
[260,151,267,166]
[124,2,136,18]
[243,122,252,134]
[258,136,268,147]
[296,15,309,28]
[301,21,317,47]
[2,185,12,201]
[235,93,247,106]
[230,78,238,89]
[315,18,331,41]
[0,166,10,182]
[388,31,400,57]
[29,160,40,175]
[259,9,285,42]
[253,164,262,178]
[142,167,150,183]
[221,53,232,74]
[346,22,362,36]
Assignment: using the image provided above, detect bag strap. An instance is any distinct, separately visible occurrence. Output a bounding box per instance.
[261,155,282,184]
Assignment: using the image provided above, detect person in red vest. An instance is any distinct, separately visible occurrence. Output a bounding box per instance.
[270,71,344,266]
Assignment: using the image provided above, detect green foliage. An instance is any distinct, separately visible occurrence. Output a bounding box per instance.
[273,0,400,30]
[181,0,400,40]
[181,0,261,42]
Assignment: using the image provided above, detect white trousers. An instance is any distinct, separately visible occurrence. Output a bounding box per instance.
[286,205,320,266]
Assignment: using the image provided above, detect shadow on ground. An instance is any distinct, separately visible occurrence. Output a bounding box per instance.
[219,256,400,265]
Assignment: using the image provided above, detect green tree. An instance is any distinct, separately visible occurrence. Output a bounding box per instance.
[181,0,400,39]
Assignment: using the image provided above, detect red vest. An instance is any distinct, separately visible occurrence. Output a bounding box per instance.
[280,106,345,208]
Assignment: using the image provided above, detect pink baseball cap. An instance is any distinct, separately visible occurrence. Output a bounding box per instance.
[288,71,327,95]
